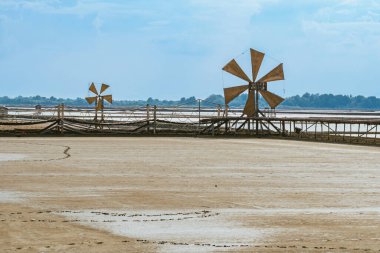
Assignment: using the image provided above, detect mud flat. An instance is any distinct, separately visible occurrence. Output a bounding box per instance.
[0,137,380,252]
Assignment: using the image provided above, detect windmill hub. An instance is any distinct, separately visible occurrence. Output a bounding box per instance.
[250,82,267,91]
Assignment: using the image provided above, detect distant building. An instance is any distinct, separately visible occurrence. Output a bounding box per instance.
[0,106,8,117]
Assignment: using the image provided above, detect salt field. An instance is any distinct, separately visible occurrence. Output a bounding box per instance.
[0,137,379,252]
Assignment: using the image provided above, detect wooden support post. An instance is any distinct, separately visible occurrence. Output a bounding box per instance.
[349,123,352,143]
[56,104,60,133]
[282,121,285,136]
[335,123,338,142]
[94,100,98,124]
[100,98,104,123]
[256,118,259,135]
[320,122,323,140]
[255,90,259,136]
[61,104,65,134]
[198,99,201,130]
[212,122,215,136]
[375,125,378,144]
[343,123,346,142]
[62,103,65,134]
[146,104,150,133]
[57,104,60,129]
[223,104,231,134]
[58,103,64,134]
[57,104,61,119]
[61,103,65,119]
[305,121,308,137]
[314,121,317,140]
[153,105,157,135]
[327,122,330,141]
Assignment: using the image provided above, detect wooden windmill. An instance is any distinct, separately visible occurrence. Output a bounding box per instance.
[85,82,113,122]
[223,48,285,117]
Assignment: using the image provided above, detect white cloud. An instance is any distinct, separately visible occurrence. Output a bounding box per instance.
[301,0,380,51]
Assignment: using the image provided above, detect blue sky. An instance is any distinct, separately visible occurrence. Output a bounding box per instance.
[0,0,379,100]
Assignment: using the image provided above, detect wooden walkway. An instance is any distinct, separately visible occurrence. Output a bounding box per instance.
[1,106,380,146]
[200,116,380,145]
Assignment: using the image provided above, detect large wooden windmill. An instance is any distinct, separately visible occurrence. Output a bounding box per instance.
[223,48,285,117]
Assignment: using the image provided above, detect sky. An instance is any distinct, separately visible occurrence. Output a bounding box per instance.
[0,0,379,100]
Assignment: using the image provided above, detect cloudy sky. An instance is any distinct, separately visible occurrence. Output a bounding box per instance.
[0,0,379,99]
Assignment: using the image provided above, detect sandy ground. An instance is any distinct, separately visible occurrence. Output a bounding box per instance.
[0,137,380,252]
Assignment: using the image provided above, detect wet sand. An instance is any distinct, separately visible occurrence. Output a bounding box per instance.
[0,137,380,252]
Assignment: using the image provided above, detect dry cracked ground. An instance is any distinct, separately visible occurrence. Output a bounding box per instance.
[0,137,380,252]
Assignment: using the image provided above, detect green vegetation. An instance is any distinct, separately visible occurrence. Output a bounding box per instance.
[282,93,380,109]
[1,93,380,109]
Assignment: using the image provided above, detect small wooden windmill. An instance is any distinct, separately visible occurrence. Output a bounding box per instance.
[85,82,113,122]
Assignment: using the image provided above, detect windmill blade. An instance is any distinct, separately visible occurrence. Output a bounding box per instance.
[89,82,98,95]
[259,90,284,109]
[85,96,97,105]
[100,83,110,94]
[243,92,255,117]
[257,63,284,83]
[222,59,251,83]
[250,48,265,82]
[224,85,249,104]
[102,94,113,104]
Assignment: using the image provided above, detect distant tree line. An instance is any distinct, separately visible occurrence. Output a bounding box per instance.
[1,93,380,109]
[281,93,380,109]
